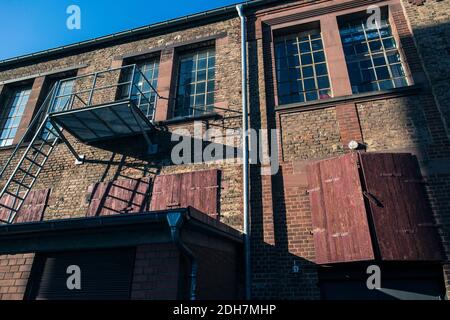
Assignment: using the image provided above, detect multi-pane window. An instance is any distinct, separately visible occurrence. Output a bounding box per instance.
[339,12,409,94]
[0,86,31,147]
[43,79,74,139]
[51,79,75,112]
[275,29,332,105]
[174,48,215,117]
[121,59,159,120]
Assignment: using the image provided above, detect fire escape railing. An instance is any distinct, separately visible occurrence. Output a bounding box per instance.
[0,64,161,224]
[49,64,162,120]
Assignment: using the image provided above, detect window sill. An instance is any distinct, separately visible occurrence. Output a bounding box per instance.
[275,85,423,113]
[156,112,221,126]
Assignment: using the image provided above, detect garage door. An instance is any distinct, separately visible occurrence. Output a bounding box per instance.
[319,263,446,300]
[28,248,136,300]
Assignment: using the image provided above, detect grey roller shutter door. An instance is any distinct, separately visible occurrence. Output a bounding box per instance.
[31,248,135,300]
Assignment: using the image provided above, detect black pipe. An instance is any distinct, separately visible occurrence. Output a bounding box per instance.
[166,212,198,300]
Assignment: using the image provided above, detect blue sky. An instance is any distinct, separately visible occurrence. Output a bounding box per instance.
[0,0,241,60]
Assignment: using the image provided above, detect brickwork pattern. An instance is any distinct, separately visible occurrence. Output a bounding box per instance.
[131,244,181,300]
[0,254,34,300]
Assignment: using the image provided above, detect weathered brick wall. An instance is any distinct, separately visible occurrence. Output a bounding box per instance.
[279,108,344,161]
[0,17,244,229]
[0,17,244,300]
[0,254,34,300]
[191,244,242,300]
[357,95,432,154]
[402,0,450,296]
[402,0,450,132]
[248,0,450,300]
[131,242,242,300]
[131,244,181,300]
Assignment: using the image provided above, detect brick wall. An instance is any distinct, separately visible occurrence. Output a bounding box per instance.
[131,244,181,300]
[0,15,244,300]
[191,244,242,300]
[131,242,242,300]
[357,95,432,154]
[0,16,244,230]
[402,0,450,131]
[248,0,450,299]
[0,254,34,300]
[279,108,344,161]
[402,0,450,296]
[0,0,449,300]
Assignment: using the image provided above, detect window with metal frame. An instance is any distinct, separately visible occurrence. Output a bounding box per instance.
[120,59,159,120]
[51,79,75,112]
[338,10,409,94]
[42,79,75,139]
[274,28,332,105]
[0,85,32,147]
[174,48,215,117]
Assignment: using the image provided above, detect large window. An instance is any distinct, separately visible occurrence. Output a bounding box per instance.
[43,79,75,139]
[51,79,75,112]
[174,48,215,117]
[0,86,32,147]
[339,11,409,94]
[274,28,332,105]
[121,59,159,120]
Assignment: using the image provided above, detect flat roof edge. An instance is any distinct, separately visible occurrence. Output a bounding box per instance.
[0,0,279,69]
[0,207,243,243]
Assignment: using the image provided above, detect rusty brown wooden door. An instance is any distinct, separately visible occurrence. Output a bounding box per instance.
[150,169,220,217]
[359,153,444,261]
[307,153,374,264]
[86,177,151,217]
[0,188,51,223]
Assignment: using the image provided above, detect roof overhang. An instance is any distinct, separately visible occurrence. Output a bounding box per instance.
[0,0,282,69]
[0,207,242,254]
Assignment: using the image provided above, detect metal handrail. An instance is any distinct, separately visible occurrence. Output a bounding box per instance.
[48,64,161,119]
[55,64,135,83]
[135,68,162,99]
[52,80,133,100]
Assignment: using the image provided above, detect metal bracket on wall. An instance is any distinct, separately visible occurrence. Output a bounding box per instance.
[49,119,85,165]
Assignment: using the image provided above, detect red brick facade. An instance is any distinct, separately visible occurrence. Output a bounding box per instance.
[0,254,34,300]
[0,0,449,300]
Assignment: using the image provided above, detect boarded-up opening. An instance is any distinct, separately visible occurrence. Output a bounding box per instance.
[0,188,51,223]
[307,153,374,264]
[27,248,135,300]
[359,153,443,261]
[307,152,444,264]
[86,177,151,217]
[150,169,220,218]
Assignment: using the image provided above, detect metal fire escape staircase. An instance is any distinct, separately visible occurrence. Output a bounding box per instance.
[0,64,161,224]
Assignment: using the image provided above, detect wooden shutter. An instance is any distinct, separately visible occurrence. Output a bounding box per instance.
[359,153,444,261]
[30,248,135,300]
[307,153,374,264]
[150,169,220,218]
[86,177,150,217]
[0,188,50,223]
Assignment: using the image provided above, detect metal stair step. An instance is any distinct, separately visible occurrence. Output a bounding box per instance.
[11,179,31,189]
[17,168,38,179]
[4,190,25,201]
[31,147,49,157]
[24,156,43,167]
[41,137,56,147]
[0,203,18,212]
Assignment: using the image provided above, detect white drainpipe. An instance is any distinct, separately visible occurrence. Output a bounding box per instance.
[236,3,251,300]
